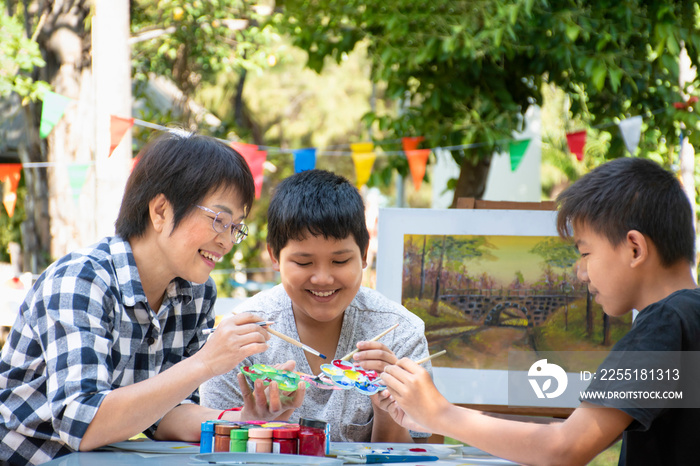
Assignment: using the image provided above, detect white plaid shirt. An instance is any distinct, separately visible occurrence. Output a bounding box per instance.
[0,236,215,465]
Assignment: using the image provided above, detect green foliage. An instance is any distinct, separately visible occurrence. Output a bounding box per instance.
[0,6,50,102]
[277,0,700,197]
[530,237,578,270]
[131,0,280,98]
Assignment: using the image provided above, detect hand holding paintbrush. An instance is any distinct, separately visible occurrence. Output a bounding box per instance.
[205,312,328,359]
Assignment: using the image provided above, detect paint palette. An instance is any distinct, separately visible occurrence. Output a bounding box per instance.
[240,364,307,391]
[319,359,387,395]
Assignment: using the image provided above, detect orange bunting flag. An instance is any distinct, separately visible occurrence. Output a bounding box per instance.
[231,142,267,199]
[401,137,429,190]
[350,142,376,188]
[0,164,22,217]
[401,136,424,152]
[566,131,587,161]
[109,115,135,157]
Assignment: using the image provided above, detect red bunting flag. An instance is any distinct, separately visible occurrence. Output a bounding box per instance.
[231,142,267,199]
[0,164,22,217]
[401,137,429,190]
[566,131,587,161]
[109,115,135,157]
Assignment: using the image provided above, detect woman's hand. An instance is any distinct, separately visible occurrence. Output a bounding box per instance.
[196,313,270,378]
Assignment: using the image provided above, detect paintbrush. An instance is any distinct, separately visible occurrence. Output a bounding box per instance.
[203,322,327,360]
[340,322,400,361]
[202,321,273,335]
[374,350,447,385]
[265,326,328,360]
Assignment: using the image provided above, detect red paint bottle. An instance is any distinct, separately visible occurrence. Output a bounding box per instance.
[272,426,299,454]
[298,418,328,457]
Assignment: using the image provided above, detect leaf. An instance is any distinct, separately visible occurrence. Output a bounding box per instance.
[591,61,607,91]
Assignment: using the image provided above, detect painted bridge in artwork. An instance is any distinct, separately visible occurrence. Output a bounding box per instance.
[439,290,586,328]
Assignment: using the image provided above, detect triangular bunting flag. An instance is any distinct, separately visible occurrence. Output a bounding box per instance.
[109,115,135,157]
[405,149,431,190]
[401,137,430,190]
[39,91,73,138]
[566,131,587,161]
[293,148,316,173]
[350,142,376,188]
[130,156,140,173]
[67,163,90,205]
[401,136,425,152]
[508,139,531,171]
[618,116,643,154]
[231,142,267,199]
[0,164,22,217]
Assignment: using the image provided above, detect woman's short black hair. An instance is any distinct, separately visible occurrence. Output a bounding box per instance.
[115,131,255,240]
[267,169,370,259]
[556,157,695,267]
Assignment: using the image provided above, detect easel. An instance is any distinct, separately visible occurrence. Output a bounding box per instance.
[424,198,573,444]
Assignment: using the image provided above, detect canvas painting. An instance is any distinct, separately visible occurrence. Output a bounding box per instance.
[376,208,632,406]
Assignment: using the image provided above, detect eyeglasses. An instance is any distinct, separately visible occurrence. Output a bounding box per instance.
[195,205,249,244]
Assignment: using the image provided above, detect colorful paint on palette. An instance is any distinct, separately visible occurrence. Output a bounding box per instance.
[319,359,387,395]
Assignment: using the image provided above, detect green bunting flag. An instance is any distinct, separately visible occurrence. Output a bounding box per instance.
[39,91,73,138]
[509,138,530,171]
[67,163,90,204]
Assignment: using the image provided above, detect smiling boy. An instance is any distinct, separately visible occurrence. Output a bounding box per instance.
[0,132,301,465]
[201,169,431,443]
[379,157,700,465]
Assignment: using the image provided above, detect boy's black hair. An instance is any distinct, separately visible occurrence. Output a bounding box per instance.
[556,157,695,267]
[115,131,255,240]
[267,169,370,259]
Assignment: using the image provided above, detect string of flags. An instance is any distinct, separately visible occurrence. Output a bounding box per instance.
[0,88,660,217]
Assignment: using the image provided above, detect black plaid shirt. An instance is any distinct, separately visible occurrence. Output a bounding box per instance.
[0,236,215,465]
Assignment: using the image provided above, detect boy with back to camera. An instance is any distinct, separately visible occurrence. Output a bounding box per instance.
[201,169,431,443]
[0,132,302,465]
[379,157,700,465]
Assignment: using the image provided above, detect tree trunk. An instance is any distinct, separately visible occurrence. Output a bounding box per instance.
[430,235,446,316]
[18,104,50,274]
[35,1,94,259]
[451,152,492,207]
[25,0,131,263]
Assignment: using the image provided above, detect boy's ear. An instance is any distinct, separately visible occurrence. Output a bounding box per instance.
[627,230,648,268]
[361,244,369,269]
[267,244,281,271]
[149,193,171,233]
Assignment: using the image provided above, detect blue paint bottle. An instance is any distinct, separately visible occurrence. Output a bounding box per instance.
[200,421,217,453]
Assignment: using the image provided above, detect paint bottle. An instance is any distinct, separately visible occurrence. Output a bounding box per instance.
[214,423,239,452]
[246,427,273,453]
[272,426,299,454]
[200,421,216,454]
[298,418,328,456]
[229,428,249,452]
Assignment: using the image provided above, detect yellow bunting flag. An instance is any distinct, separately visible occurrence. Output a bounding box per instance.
[350,142,375,188]
[0,164,22,217]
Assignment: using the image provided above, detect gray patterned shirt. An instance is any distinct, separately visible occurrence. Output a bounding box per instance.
[200,284,430,442]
